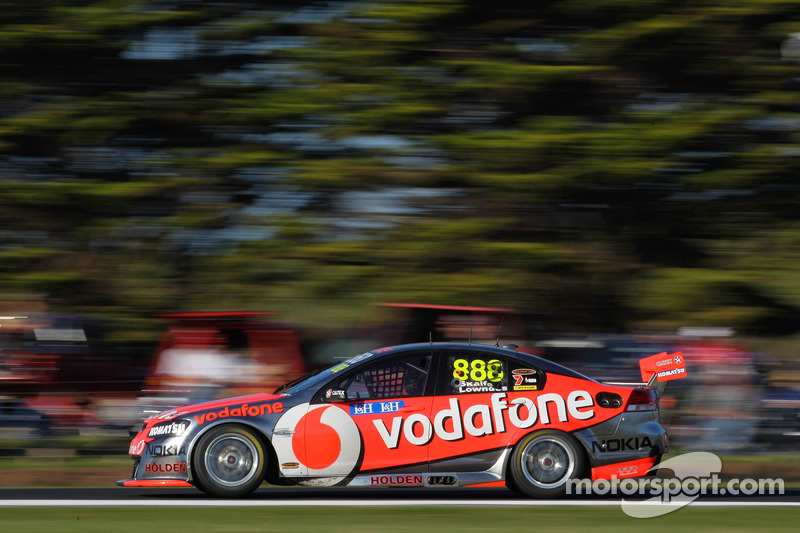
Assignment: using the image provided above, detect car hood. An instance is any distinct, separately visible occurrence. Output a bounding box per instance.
[155,393,287,419]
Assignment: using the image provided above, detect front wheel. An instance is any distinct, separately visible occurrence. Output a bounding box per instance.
[508,430,585,498]
[192,424,266,497]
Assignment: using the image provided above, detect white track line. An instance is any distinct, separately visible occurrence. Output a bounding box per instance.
[0,499,798,507]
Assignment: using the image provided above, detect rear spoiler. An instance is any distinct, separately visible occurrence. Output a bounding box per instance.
[639,351,687,395]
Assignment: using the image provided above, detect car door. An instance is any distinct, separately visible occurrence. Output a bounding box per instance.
[292,350,436,477]
[428,349,545,472]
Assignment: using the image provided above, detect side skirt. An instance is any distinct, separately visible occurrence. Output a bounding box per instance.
[285,449,513,489]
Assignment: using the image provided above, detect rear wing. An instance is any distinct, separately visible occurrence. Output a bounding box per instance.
[639,351,687,395]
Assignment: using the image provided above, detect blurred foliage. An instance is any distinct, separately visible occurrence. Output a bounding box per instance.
[1,0,800,345]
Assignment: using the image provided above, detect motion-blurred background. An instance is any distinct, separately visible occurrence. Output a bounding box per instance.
[1,0,798,484]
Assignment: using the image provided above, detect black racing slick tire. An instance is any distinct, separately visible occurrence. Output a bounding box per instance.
[192,424,266,498]
[508,430,586,499]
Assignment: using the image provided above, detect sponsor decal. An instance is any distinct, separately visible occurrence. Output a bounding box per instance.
[345,352,375,365]
[148,420,190,438]
[657,367,686,379]
[374,391,595,449]
[281,462,300,470]
[639,351,687,383]
[325,389,346,400]
[329,363,349,374]
[129,440,146,456]
[350,400,405,416]
[144,462,187,473]
[193,402,284,424]
[273,403,361,476]
[512,370,539,390]
[591,436,654,453]
[428,475,457,485]
[512,368,542,391]
[145,444,186,457]
[370,474,424,486]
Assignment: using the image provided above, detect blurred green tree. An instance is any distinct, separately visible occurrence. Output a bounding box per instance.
[0,0,799,343]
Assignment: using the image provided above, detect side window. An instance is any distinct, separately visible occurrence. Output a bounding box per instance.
[330,352,432,401]
[439,352,509,395]
[508,360,546,392]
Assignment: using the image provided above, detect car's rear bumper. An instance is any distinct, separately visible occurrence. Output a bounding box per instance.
[574,410,668,479]
[589,455,660,481]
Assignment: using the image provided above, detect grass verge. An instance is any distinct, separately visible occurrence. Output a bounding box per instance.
[0,506,797,532]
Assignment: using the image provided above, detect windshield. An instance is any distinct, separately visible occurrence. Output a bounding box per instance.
[275,351,378,395]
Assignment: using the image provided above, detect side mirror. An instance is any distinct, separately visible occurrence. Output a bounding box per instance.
[323,388,347,403]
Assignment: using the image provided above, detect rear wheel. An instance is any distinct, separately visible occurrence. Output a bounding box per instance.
[509,430,585,498]
[192,424,266,497]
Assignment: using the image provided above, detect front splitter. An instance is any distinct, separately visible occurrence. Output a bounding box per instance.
[117,479,194,488]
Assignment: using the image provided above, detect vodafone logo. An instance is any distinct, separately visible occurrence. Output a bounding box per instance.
[129,439,147,456]
[273,403,361,476]
[270,390,597,476]
[374,392,594,449]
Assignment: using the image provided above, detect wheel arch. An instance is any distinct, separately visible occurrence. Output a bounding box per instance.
[185,419,276,485]
[505,428,589,497]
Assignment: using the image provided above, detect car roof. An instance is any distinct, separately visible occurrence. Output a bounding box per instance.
[376,342,592,381]
[279,341,595,397]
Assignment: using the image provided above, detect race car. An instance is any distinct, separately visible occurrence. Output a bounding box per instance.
[118,342,687,498]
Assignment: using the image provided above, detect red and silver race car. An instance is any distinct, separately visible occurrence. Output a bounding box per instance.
[119,342,687,497]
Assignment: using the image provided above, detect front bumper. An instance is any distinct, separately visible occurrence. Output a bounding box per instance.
[118,440,194,487]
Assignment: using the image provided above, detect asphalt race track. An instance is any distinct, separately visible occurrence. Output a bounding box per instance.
[0,487,798,507]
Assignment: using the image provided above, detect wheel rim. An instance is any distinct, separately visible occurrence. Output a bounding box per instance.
[203,433,259,487]
[520,436,575,489]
